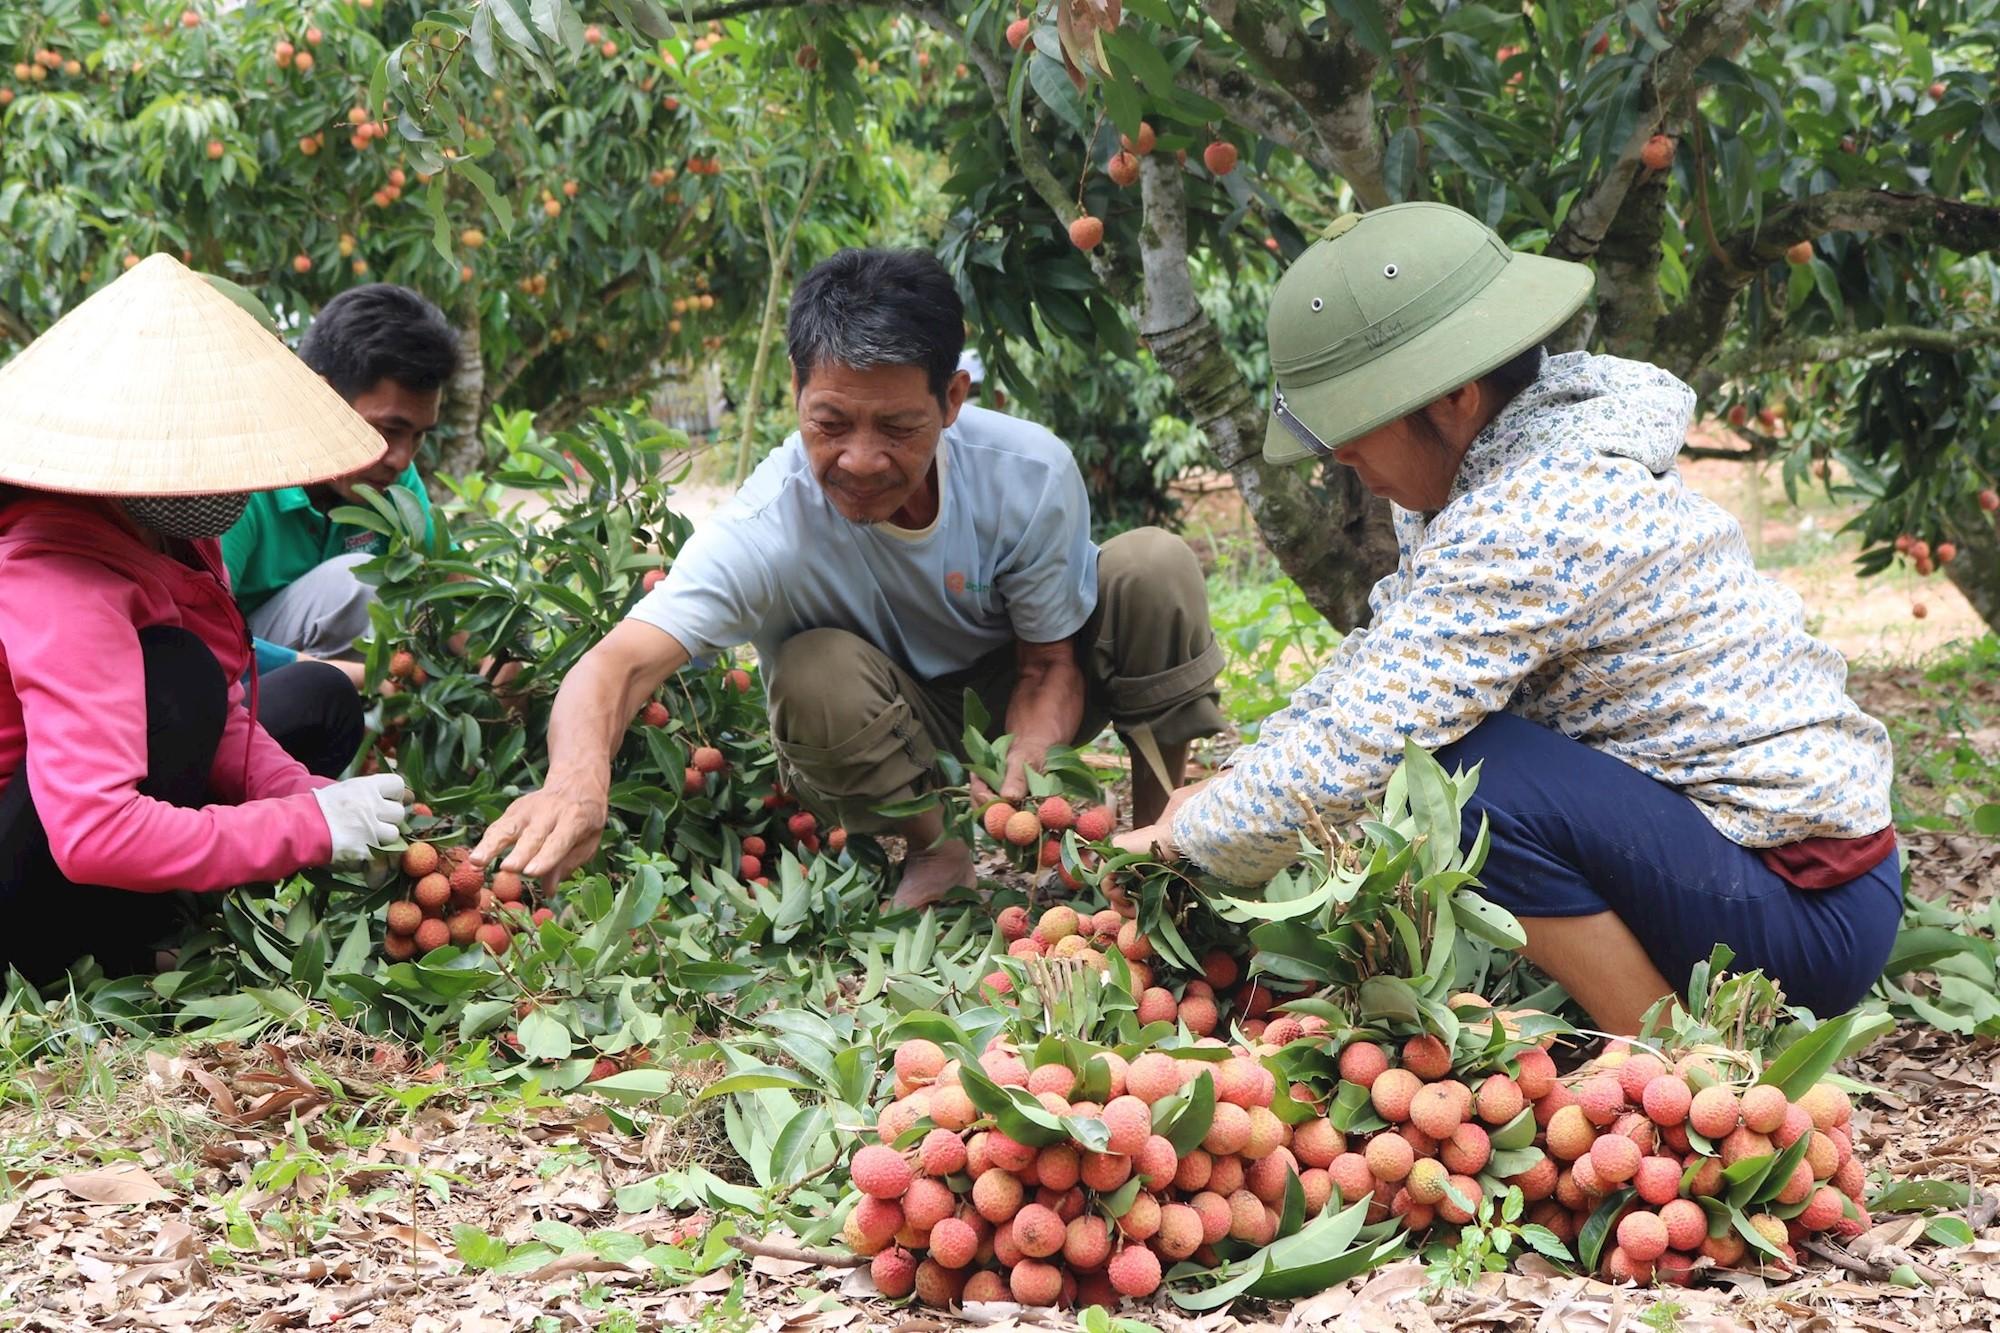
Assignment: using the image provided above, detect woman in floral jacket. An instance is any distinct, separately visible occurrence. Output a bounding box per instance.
[1123,203,1898,1034]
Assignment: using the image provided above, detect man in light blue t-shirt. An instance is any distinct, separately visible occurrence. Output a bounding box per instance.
[474,249,1223,907]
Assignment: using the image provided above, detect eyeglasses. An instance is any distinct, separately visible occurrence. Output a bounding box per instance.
[1271,383,1334,458]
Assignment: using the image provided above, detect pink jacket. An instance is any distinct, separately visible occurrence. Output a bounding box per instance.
[0,495,334,891]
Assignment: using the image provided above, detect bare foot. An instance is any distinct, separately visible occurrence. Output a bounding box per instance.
[891,836,977,910]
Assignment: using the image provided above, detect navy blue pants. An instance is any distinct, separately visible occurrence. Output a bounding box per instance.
[1435,713,1901,1017]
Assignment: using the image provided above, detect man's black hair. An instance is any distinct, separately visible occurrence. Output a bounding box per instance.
[299,284,461,401]
[788,249,966,408]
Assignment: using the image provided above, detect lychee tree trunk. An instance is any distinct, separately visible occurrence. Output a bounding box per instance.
[1136,158,1397,627]
[1942,519,2000,627]
[431,297,488,492]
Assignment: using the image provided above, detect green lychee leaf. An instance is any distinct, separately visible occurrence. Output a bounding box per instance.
[1757,1010,1857,1100]
[1730,1208,1786,1260]
[1276,1166,1306,1236]
[1577,1187,1633,1272]
[1487,1147,1544,1179]
[1161,1070,1215,1156]
[1490,1107,1537,1151]
[1099,1177,1143,1217]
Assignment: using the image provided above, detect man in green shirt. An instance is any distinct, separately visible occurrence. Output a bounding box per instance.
[222,285,459,683]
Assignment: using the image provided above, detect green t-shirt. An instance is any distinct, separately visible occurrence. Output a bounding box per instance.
[221,464,435,615]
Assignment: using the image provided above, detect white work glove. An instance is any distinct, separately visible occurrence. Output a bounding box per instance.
[311,774,412,865]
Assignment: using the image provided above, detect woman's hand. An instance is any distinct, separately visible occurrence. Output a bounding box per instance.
[1112,778,1210,861]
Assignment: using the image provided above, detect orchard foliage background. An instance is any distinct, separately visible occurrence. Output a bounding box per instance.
[2,0,1998,618]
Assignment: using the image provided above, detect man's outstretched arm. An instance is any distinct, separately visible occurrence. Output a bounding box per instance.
[472,620,689,885]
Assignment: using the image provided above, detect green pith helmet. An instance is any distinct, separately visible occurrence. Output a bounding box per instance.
[1264,201,1595,464]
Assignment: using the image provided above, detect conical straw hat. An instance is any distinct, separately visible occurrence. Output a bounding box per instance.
[0,253,387,496]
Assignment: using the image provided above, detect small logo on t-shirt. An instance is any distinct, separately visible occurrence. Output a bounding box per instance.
[345,532,385,554]
[944,571,991,596]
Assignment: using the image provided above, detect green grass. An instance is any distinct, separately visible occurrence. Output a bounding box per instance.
[1872,634,2000,832]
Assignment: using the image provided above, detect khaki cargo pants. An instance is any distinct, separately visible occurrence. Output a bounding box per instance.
[765,527,1226,832]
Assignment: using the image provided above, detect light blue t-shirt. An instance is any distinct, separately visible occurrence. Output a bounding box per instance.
[629,405,1098,682]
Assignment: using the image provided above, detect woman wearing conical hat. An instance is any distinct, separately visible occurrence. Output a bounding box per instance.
[1119,203,1899,1035]
[0,255,412,984]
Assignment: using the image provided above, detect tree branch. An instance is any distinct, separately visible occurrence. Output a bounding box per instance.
[1708,322,2000,377]
[1184,50,1339,176]
[0,299,32,347]
[674,0,829,21]
[1207,0,1391,208]
[1656,190,2000,377]
[1548,0,1779,265]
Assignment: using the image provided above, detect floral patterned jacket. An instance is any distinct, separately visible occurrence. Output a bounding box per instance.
[1172,352,1894,886]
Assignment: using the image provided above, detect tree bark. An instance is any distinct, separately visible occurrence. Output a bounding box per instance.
[431,290,488,488]
[1941,520,2000,628]
[1138,157,1396,628]
[734,157,827,480]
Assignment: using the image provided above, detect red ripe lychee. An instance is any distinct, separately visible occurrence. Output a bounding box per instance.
[1189,1190,1232,1245]
[1409,1084,1464,1141]
[914,1258,964,1306]
[981,802,1016,840]
[1329,1153,1374,1205]
[1226,1188,1270,1243]
[1202,949,1240,989]
[475,922,512,954]
[1774,1157,1815,1207]
[1406,1157,1449,1206]
[1640,134,1675,171]
[1068,215,1105,251]
[1178,994,1219,1036]
[413,918,450,953]
[1292,1117,1344,1169]
[1136,1134,1178,1190]
[852,1144,914,1199]
[386,901,423,936]
[1206,1154,1245,1196]
[1441,1123,1491,1175]
[400,841,439,877]
[996,904,1031,942]
[1116,1190,1161,1239]
[1507,1155,1558,1203]
[1075,805,1114,840]
[985,1125,1037,1169]
[1009,1258,1061,1306]
[1602,1245,1654,1285]
[1108,1241,1162,1297]
[1634,1155,1682,1206]
[1701,1230,1747,1267]
[1654,1197,1705,1252]
[1246,1146,1299,1203]
[1738,1084,1787,1134]
[970,1168,1023,1223]
[870,1246,917,1298]
[412,873,451,913]
[1534,1082,1578,1127]
[1125,1051,1183,1103]
[895,1038,945,1086]
[1514,1046,1558,1100]
[1011,1202,1065,1257]
[1026,1063,1075,1099]
[1115,920,1153,962]
[877,1097,925,1145]
[1590,1133,1641,1184]
[1686,1157,1725,1198]
[1476,1074,1525,1125]
[1173,1148,1213,1192]
[1575,1075,1624,1127]
[1101,1095,1152,1155]
[1104,150,1141,187]
[1774,1101,1813,1149]
[1832,1154,1864,1201]
[1338,1041,1391,1088]
[1203,1102,1253,1156]
[1720,1126,1774,1167]
[1063,1213,1111,1269]
[962,1269,1006,1303]
[1363,1132,1414,1183]
[447,860,484,897]
[638,701,670,728]
[1155,1201,1202,1260]
[490,870,526,904]
[1612,1111,1659,1155]
[686,745,727,776]
[1608,1200,1672,1256]
[1370,1068,1422,1123]
[1075,1147,1127,1192]
[1214,1056,1263,1108]
[382,932,417,961]
[1617,1054,1667,1103]
[1438,1174,1482,1225]
[1642,1075,1692,1127]
[850,1194,904,1248]
[1401,1034,1451,1080]
[1202,140,1238,175]
[1799,1184,1844,1232]
[1689,1085,1741,1138]
[787,810,818,840]
[917,1127,966,1177]
[1036,795,1074,831]
[1004,16,1032,50]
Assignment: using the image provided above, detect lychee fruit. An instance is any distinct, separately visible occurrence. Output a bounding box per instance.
[917,1127,966,1177]
[982,803,1017,840]
[1640,134,1675,171]
[870,1245,917,1297]
[413,918,450,953]
[1574,1075,1625,1127]
[413,873,451,913]
[1476,1074,1525,1126]
[1102,1095,1152,1155]
[926,1214,979,1269]
[970,1168,1023,1223]
[1011,1202,1065,1258]
[386,901,423,936]
[1441,1123,1491,1175]
[1546,1105,1596,1162]
[1437,1174,1482,1225]
[1740,1084,1788,1134]
[984,1128,1036,1171]
[1108,1241,1162,1297]
[1008,1258,1061,1306]
[1201,949,1239,989]
[1507,1155,1558,1202]
[1689,1085,1740,1139]
[1720,1126,1774,1166]
[475,922,512,954]
[1641,1075,1691,1127]
[1081,1150,1132,1192]
[1136,1134,1178,1190]
[1799,1184,1845,1232]
[1126,1051,1183,1104]
[1774,1101,1813,1149]
[1156,1201,1202,1260]
[1798,1083,1850,1130]
[895,1038,945,1086]
[1514,1046,1558,1099]
[1363,1132,1414,1183]
[381,933,417,961]
[1659,1197,1707,1252]
[1292,1117,1343,1168]
[1602,1245,1654,1284]
[1370,1068,1422,1123]
[1203,1102,1253,1156]
[1246,1146,1299,1203]
[1178,994,1219,1035]
[1634,1155,1682,1206]
[852,1144,913,1199]
[1226,1188,1270,1243]
[1409,1083,1465,1140]
[1616,1209,1669,1262]
[400,841,439,877]
[914,1257,964,1306]
[1402,1034,1451,1080]
[1116,1190,1161,1239]
[1067,215,1105,251]
[1589,1133,1641,1184]
[1616,1054,1667,1103]
[1207,1154,1246,1197]
[1202,140,1238,175]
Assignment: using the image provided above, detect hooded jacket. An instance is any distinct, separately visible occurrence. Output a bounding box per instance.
[1173,353,1895,886]
[0,495,333,891]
